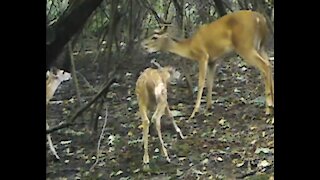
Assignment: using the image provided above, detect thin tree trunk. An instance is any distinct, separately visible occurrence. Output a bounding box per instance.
[172,0,194,96]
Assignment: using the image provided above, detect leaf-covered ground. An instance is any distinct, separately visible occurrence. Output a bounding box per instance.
[47,51,274,180]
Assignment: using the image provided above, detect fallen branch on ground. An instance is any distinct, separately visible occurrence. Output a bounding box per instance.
[46,75,118,134]
[90,106,108,171]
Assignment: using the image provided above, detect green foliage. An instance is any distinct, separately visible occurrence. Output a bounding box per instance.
[47,0,69,22]
[86,10,110,35]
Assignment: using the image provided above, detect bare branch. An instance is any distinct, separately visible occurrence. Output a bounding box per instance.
[151,59,163,69]
[46,75,118,134]
[90,106,108,171]
[138,0,165,24]
[68,42,81,106]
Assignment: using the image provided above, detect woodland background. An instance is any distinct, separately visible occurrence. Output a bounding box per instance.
[46,0,274,179]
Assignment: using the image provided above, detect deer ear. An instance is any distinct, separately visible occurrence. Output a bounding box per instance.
[46,70,50,78]
[161,26,168,32]
[154,26,168,35]
[50,67,58,75]
[151,34,161,40]
[154,29,161,34]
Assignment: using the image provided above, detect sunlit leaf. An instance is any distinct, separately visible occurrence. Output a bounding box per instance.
[192,169,206,175]
[60,140,72,145]
[250,140,257,145]
[176,169,183,176]
[133,168,140,173]
[115,170,123,176]
[201,158,209,165]
[258,160,270,168]
[255,147,272,154]
[178,157,187,161]
[234,88,241,93]
[250,126,257,130]
[217,157,223,162]
[236,161,245,167]
[171,110,183,117]
[219,118,226,126]
[204,111,213,117]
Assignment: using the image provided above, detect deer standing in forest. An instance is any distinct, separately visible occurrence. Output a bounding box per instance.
[135,61,185,168]
[141,10,274,119]
[46,68,71,159]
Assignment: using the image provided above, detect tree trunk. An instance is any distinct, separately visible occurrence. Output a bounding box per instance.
[46,0,103,70]
[213,0,227,17]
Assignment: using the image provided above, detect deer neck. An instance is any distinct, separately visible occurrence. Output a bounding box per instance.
[46,78,62,104]
[165,37,195,60]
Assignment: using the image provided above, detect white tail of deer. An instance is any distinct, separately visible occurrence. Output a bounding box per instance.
[46,68,71,159]
[141,10,274,119]
[135,64,184,168]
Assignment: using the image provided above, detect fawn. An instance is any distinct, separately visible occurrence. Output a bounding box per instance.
[135,62,185,168]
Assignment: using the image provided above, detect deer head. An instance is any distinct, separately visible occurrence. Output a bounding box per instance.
[141,25,173,53]
[46,68,71,104]
[162,66,180,85]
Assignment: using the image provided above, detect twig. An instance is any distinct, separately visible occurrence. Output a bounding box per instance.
[46,122,73,134]
[138,0,165,24]
[91,98,105,132]
[46,122,60,159]
[223,0,234,12]
[236,169,259,179]
[236,164,273,179]
[90,106,108,171]
[92,22,109,63]
[76,72,97,93]
[151,59,163,69]
[69,42,81,106]
[46,76,117,134]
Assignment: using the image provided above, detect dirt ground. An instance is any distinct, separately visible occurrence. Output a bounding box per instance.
[46,49,274,180]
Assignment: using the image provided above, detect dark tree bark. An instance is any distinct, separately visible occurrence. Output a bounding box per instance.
[46,0,103,71]
[213,0,227,17]
[172,0,194,96]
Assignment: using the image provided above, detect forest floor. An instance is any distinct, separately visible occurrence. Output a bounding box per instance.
[46,49,274,180]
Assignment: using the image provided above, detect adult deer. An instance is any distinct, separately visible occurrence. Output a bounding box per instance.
[135,62,185,169]
[141,10,274,119]
[46,68,71,159]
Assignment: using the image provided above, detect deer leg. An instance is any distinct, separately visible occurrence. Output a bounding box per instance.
[238,49,274,115]
[165,105,185,139]
[139,107,150,165]
[206,60,219,111]
[260,49,274,109]
[46,121,60,159]
[152,104,170,162]
[189,59,208,119]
